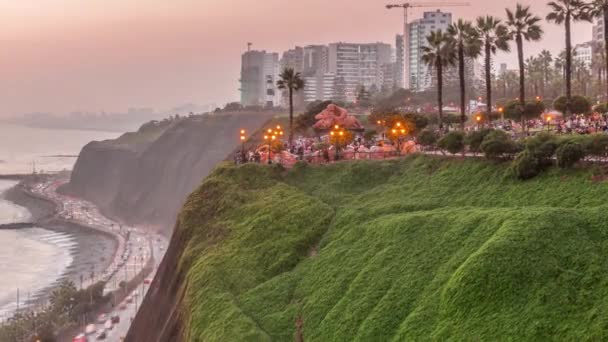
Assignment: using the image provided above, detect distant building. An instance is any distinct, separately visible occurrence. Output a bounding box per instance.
[408,10,453,91]
[240,50,280,107]
[303,72,337,102]
[574,42,593,69]
[593,18,605,43]
[327,42,392,102]
[395,34,405,89]
[302,45,329,76]
[280,47,305,74]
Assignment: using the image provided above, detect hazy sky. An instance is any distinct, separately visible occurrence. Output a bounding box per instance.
[0,0,593,117]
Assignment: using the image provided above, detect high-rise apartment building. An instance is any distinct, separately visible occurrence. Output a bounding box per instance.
[303,45,329,76]
[327,42,392,101]
[594,18,605,43]
[574,42,593,69]
[408,10,452,91]
[280,47,305,74]
[395,34,405,89]
[240,50,280,107]
[303,72,337,102]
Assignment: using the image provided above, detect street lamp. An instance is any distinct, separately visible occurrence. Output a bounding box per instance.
[546,115,552,131]
[239,129,246,156]
[389,121,408,155]
[475,114,483,128]
[330,124,346,160]
[536,96,541,102]
[263,125,283,164]
[498,107,504,122]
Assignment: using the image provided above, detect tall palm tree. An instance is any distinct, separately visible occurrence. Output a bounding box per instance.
[589,0,608,101]
[538,49,554,97]
[506,4,543,131]
[277,68,304,146]
[547,0,592,114]
[447,19,482,129]
[525,56,544,96]
[476,16,511,121]
[422,30,457,131]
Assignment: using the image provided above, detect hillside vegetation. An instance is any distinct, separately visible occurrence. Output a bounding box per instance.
[130,155,608,341]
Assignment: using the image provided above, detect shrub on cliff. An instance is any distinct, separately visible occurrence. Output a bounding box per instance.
[510,150,541,180]
[480,130,518,160]
[466,129,493,154]
[556,142,585,168]
[525,132,558,167]
[417,129,438,150]
[438,131,465,155]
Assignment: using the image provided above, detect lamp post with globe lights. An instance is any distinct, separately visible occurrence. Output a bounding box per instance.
[388,121,408,155]
[330,125,346,160]
[263,125,283,165]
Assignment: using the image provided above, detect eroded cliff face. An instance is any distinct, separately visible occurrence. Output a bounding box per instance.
[67,113,272,232]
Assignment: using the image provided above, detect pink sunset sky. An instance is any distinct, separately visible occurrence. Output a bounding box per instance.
[0,0,594,117]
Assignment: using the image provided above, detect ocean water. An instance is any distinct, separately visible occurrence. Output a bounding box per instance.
[0,123,119,174]
[0,124,119,319]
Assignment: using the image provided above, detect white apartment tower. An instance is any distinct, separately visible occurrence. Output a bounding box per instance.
[594,18,605,43]
[408,10,452,91]
[240,50,280,107]
[327,42,392,102]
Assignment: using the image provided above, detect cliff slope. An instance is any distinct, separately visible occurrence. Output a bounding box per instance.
[127,155,608,341]
[67,113,272,231]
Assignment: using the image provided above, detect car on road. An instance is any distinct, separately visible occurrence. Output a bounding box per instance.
[97,314,108,324]
[104,319,113,330]
[73,333,88,342]
[111,315,120,324]
[125,296,133,303]
[96,330,107,340]
[85,324,96,335]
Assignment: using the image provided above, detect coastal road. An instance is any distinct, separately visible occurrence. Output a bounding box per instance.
[104,238,167,341]
[26,175,170,340]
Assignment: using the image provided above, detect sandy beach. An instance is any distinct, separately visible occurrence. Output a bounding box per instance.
[1,181,118,314]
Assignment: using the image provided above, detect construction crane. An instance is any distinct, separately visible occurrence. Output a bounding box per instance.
[386,2,470,89]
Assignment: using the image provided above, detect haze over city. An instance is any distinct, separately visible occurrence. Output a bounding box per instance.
[0,0,593,117]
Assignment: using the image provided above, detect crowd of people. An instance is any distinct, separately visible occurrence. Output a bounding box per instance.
[233,112,608,166]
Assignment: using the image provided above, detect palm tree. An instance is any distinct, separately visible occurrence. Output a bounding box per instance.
[506,4,543,131]
[447,19,482,129]
[422,30,457,131]
[277,68,305,146]
[547,0,592,114]
[538,50,554,97]
[589,0,608,101]
[476,16,511,121]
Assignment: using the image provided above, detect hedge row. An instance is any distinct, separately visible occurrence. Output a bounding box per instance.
[417,129,608,179]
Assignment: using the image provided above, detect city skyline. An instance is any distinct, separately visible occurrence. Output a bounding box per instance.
[0,0,595,117]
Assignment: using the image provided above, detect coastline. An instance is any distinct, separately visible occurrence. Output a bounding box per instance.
[1,181,119,313]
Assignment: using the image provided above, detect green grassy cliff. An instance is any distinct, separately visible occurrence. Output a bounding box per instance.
[129,155,608,341]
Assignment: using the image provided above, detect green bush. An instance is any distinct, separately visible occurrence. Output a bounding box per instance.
[480,130,518,160]
[510,150,541,180]
[503,100,543,121]
[582,134,608,160]
[594,103,608,114]
[556,142,585,168]
[465,129,493,153]
[417,129,439,148]
[525,132,558,167]
[437,131,465,155]
[553,95,592,116]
